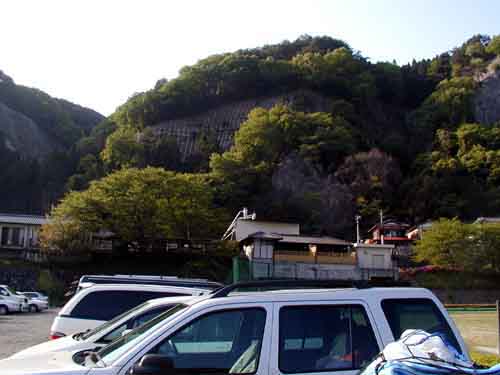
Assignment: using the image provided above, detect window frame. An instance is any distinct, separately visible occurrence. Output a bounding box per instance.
[150,307,267,373]
[273,300,382,375]
[119,302,273,375]
[69,290,186,321]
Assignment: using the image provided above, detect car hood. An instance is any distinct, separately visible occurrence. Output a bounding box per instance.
[0,351,89,374]
[10,336,80,359]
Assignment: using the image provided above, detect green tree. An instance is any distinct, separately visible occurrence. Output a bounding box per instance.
[414,218,476,269]
[101,126,144,170]
[41,167,225,254]
[486,35,500,55]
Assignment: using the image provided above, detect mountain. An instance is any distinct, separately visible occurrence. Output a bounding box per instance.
[0,70,104,213]
[6,34,500,237]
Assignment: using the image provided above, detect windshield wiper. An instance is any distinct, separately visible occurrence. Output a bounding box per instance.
[73,329,91,341]
[84,350,106,368]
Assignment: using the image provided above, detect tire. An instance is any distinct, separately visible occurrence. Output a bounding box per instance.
[0,305,8,315]
[29,304,39,313]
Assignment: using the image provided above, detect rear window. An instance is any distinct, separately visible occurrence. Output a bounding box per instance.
[381,298,461,353]
[70,291,186,321]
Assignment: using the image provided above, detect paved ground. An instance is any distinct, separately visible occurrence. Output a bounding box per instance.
[450,311,498,354]
[0,309,58,359]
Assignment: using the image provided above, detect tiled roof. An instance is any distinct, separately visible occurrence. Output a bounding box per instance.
[0,214,48,226]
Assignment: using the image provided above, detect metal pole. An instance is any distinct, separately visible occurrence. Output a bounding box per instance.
[497,300,500,355]
[355,215,361,243]
[380,209,384,244]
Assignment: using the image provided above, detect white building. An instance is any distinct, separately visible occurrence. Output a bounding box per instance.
[232,218,397,281]
[0,214,47,250]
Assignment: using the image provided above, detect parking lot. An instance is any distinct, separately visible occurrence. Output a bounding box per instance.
[0,309,58,359]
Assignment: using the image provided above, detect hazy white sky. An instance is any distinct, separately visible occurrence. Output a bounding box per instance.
[1,0,499,115]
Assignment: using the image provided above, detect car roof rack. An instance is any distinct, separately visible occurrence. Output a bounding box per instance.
[78,275,223,290]
[210,279,412,298]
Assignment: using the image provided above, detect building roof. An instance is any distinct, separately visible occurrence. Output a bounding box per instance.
[0,214,47,226]
[242,231,284,241]
[474,217,500,224]
[278,234,350,246]
[368,220,411,233]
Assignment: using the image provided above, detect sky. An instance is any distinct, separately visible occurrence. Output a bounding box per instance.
[1,0,499,116]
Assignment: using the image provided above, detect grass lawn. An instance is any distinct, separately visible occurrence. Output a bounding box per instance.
[471,351,500,367]
[450,311,498,354]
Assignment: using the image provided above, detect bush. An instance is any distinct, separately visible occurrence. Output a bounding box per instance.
[37,270,65,307]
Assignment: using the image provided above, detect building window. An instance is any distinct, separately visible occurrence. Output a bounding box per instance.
[0,226,25,247]
[0,227,8,246]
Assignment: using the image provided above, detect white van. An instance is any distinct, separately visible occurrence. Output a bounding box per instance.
[0,285,28,314]
[0,281,470,375]
[49,284,208,339]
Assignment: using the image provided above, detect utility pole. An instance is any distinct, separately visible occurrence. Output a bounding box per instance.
[355,215,362,243]
[379,209,384,245]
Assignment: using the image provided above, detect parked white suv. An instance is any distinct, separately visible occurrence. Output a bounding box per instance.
[1,281,469,375]
[0,285,28,314]
[49,284,209,339]
[10,295,195,359]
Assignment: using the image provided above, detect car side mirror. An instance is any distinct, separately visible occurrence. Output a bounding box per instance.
[130,354,175,375]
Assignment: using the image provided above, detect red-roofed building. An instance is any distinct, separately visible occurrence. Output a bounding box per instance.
[366,220,413,266]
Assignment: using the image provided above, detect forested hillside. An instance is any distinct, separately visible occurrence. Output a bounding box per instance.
[0,70,104,213]
[11,34,500,240]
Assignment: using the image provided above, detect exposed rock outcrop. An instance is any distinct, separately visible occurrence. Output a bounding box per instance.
[0,102,62,158]
[151,90,332,158]
[475,59,500,125]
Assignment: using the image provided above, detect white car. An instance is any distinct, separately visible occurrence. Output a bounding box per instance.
[49,283,209,339]
[20,291,49,302]
[18,293,49,312]
[0,281,470,375]
[0,285,28,314]
[10,295,195,359]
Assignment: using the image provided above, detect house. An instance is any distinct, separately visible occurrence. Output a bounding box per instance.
[230,216,397,281]
[406,221,433,240]
[366,219,414,266]
[0,214,47,250]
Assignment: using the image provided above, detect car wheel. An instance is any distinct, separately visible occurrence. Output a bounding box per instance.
[29,304,38,313]
[0,305,8,315]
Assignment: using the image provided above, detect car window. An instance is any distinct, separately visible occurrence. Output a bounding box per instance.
[279,305,379,373]
[70,290,186,321]
[98,306,173,344]
[148,308,266,374]
[0,289,8,296]
[381,298,461,353]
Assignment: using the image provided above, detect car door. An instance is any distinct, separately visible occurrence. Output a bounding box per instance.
[118,302,273,375]
[271,300,383,375]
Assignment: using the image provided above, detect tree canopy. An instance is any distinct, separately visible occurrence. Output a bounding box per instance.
[41,167,226,254]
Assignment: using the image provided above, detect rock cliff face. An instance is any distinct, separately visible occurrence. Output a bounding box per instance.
[0,102,62,158]
[475,60,500,125]
[0,69,104,160]
[151,90,332,158]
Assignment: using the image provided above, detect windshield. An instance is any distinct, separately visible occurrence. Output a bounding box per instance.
[89,303,187,367]
[79,302,150,341]
[5,286,16,295]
